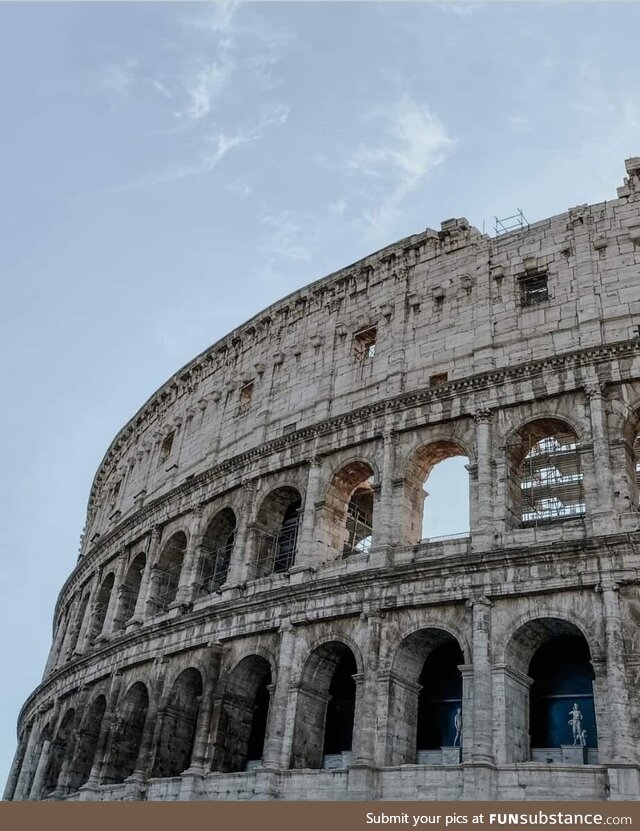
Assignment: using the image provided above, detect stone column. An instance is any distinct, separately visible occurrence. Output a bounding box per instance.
[261,620,298,771]
[187,646,222,771]
[59,594,82,663]
[351,612,381,766]
[585,383,615,524]
[179,644,223,800]
[5,724,33,800]
[82,671,124,792]
[99,552,128,639]
[43,606,71,677]
[600,582,636,763]
[473,409,493,548]
[348,612,382,800]
[175,505,207,607]
[13,719,42,801]
[292,457,323,571]
[372,429,397,550]
[224,482,258,587]
[129,657,169,784]
[128,525,162,625]
[27,738,52,801]
[52,686,91,796]
[469,597,494,764]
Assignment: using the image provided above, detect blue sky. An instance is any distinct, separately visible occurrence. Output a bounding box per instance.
[1,1,639,786]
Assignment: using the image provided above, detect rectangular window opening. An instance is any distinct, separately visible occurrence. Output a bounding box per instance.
[159,431,175,463]
[519,271,549,307]
[353,326,377,363]
[430,372,449,388]
[238,382,254,414]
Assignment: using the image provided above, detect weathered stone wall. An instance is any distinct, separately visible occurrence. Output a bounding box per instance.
[6,158,640,803]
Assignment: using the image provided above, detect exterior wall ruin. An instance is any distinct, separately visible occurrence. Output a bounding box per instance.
[6,157,640,802]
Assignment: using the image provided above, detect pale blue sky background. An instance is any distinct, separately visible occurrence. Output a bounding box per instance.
[1,0,639,787]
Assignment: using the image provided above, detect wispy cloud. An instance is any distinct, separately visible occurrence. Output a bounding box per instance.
[111,102,288,192]
[184,59,233,120]
[100,59,137,100]
[348,95,455,240]
[262,211,312,263]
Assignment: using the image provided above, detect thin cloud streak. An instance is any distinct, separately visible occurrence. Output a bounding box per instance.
[349,95,455,241]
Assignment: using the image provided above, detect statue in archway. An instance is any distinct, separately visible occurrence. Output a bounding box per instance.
[568,703,584,746]
[453,708,462,747]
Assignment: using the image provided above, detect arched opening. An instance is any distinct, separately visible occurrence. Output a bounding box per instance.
[212,655,272,772]
[529,635,597,756]
[196,508,236,595]
[25,722,53,799]
[104,682,149,783]
[388,629,464,765]
[504,618,598,763]
[507,419,585,527]
[253,487,302,578]
[65,593,90,658]
[68,695,106,791]
[151,532,187,614]
[115,553,146,630]
[42,709,75,797]
[152,668,203,778]
[90,573,115,640]
[320,461,376,560]
[404,442,470,544]
[291,641,358,770]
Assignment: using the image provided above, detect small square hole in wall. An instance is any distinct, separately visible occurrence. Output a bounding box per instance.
[238,381,254,414]
[159,431,175,463]
[282,422,297,436]
[353,326,377,362]
[430,372,448,387]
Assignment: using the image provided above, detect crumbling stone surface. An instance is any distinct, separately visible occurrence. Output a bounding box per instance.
[6,159,640,802]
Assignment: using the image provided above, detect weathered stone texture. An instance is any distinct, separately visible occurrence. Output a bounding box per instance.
[6,158,640,802]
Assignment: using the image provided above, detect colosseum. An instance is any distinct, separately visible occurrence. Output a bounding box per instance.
[6,157,640,803]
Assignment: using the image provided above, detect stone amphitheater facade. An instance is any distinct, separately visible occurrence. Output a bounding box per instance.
[6,158,640,803]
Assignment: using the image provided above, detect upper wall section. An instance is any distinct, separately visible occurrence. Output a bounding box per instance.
[82,158,640,552]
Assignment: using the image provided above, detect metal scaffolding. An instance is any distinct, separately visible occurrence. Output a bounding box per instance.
[154,564,181,613]
[253,512,301,578]
[195,543,233,595]
[518,434,586,525]
[342,500,373,558]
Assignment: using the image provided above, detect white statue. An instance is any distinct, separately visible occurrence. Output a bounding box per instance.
[568,703,585,746]
[453,708,462,747]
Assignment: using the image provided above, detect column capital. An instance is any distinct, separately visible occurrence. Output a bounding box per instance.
[474,408,493,424]
[584,380,606,399]
[466,595,492,609]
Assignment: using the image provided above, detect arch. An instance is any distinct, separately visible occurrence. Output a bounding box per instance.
[318,460,377,561]
[152,668,203,778]
[151,532,187,614]
[290,640,358,770]
[90,572,115,640]
[253,486,302,577]
[503,617,598,763]
[196,508,236,595]
[65,593,90,658]
[505,417,585,527]
[68,695,107,791]
[212,655,272,772]
[42,708,76,797]
[104,681,149,783]
[621,405,640,509]
[403,440,471,544]
[386,628,464,766]
[115,552,146,630]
